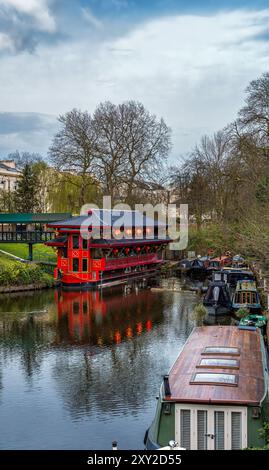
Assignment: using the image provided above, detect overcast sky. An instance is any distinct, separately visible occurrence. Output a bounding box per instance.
[0,0,269,162]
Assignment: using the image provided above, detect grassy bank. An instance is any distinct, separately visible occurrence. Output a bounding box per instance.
[1,243,56,262]
[0,253,54,288]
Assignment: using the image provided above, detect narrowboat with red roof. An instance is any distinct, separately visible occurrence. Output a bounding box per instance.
[45,209,171,289]
[144,325,269,449]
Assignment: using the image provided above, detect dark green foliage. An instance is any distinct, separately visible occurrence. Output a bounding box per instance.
[0,254,53,287]
[14,163,40,213]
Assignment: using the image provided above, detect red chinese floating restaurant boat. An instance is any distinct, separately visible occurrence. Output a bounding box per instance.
[45,209,171,289]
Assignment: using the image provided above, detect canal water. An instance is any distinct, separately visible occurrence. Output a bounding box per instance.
[0,280,228,450]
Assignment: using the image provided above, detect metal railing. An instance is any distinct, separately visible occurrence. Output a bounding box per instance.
[0,231,55,243]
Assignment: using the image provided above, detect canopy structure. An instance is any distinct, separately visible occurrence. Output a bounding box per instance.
[0,213,72,260]
[0,213,71,224]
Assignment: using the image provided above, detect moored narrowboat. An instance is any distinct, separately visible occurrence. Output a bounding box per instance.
[212,269,256,288]
[179,258,207,278]
[232,280,261,313]
[239,314,268,336]
[203,281,231,316]
[145,325,269,450]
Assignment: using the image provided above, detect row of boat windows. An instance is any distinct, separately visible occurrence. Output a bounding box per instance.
[71,259,152,274]
[180,409,242,450]
[233,292,259,304]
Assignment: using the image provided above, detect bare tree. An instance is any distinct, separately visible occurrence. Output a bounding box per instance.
[49,109,97,206]
[238,72,269,145]
[93,101,171,205]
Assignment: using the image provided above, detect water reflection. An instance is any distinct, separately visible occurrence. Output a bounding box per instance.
[55,287,163,346]
[0,284,198,449]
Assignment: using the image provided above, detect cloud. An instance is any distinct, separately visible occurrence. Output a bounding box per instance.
[0,112,58,156]
[0,0,55,31]
[0,0,56,52]
[0,9,269,157]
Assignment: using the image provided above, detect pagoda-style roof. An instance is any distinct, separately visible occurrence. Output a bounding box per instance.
[48,209,167,229]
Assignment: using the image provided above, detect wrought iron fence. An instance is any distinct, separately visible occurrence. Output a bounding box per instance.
[0,231,55,243]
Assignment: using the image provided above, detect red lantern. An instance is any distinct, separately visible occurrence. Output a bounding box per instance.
[125,248,130,255]
[136,247,141,253]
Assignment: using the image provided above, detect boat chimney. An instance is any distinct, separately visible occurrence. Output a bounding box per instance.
[163,375,171,397]
[112,441,118,450]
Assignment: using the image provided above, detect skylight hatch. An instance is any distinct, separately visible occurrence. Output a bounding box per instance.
[202,346,240,356]
[197,358,239,369]
[190,373,238,386]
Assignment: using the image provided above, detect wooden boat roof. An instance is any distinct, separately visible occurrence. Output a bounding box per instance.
[235,280,257,291]
[166,326,265,406]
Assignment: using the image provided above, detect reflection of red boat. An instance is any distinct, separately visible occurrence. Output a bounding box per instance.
[55,288,158,346]
[45,209,171,289]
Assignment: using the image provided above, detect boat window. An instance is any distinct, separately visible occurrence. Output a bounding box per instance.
[197,358,239,369]
[215,411,225,450]
[190,373,238,385]
[82,259,88,272]
[202,347,240,356]
[180,410,191,450]
[231,412,242,449]
[72,235,79,249]
[197,410,207,450]
[82,238,88,250]
[72,258,79,272]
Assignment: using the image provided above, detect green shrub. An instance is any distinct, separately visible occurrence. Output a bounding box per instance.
[235,307,250,319]
[193,303,207,325]
[0,254,54,287]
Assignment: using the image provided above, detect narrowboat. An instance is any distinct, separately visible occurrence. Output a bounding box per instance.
[179,258,207,278]
[212,269,256,288]
[203,281,231,316]
[144,325,269,450]
[45,209,171,289]
[232,280,261,313]
[239,314,268,335]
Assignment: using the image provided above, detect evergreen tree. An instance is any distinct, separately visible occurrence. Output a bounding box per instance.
[14,164,40,213]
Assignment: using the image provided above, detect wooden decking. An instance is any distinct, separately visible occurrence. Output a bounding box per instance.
[167,326,265,405]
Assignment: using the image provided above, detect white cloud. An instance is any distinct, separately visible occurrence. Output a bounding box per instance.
[0,0,55,32]
[0,9,269,157]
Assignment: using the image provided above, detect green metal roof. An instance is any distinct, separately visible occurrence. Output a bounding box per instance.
[0,213,72,224]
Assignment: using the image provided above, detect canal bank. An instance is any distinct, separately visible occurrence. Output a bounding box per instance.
[0,251,54,292]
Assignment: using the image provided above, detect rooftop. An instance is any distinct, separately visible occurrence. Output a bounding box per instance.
[48,209,167,229]
[0,160,21,174]
[0,213,71,224]
[166,325,265,405]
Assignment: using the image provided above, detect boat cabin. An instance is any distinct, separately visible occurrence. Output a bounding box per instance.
[145,326,268,450]
[203,281,231,316]
[232,280,261,312]
[45,209,171,289]
[213,269,255,288]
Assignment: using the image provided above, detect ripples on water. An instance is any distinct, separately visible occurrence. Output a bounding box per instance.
[0,279,230,449]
